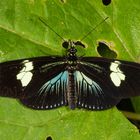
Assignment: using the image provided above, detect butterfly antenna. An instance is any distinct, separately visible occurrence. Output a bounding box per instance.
[39,17,65,41]
[80,17,109,41]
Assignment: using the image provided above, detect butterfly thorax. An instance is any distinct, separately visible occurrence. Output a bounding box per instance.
[66,41,78,68]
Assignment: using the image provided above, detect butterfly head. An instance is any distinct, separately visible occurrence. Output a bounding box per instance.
[62,40,85,62]
[62,40,85,49]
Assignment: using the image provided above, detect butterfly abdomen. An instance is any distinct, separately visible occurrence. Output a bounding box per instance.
[67,70,77,109]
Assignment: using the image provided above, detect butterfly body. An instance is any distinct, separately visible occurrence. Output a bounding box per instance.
[0,40,140,110]
[65,41,79,109]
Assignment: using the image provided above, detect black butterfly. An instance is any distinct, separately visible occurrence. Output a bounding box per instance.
[0,40,140,110]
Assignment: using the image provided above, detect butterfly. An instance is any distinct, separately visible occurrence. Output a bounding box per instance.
[0,39,140,110]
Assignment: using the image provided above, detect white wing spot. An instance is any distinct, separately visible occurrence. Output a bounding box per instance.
[17,60,33,87]
[89,106,91,109]
[61,101,64,105]
[110,61,125,87]
[97,106,100,110]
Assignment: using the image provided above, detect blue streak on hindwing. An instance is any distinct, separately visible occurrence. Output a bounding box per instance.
[38,71,68,96]
[75,71,103,96]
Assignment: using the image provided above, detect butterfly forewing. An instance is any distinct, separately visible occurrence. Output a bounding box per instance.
[0,57,67,100]
[78,57,140,99]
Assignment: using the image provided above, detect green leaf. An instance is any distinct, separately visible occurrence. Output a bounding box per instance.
[0,0,140,140]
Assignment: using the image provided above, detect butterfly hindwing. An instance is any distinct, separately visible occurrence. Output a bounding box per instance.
[20,71,68,109]
[75,71,121,110]
[75,57,140,110]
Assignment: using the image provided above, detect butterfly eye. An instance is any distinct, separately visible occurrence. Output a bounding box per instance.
[62,41,69,49]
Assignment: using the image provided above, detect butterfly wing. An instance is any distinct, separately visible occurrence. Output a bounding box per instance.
[20,71,68,109]
[76,57,140,110]
[75,71,121,110]
[0,57,68,109]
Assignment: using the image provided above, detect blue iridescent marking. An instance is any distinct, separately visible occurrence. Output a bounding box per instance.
[75,71,103,96]
[38,71,68,95]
